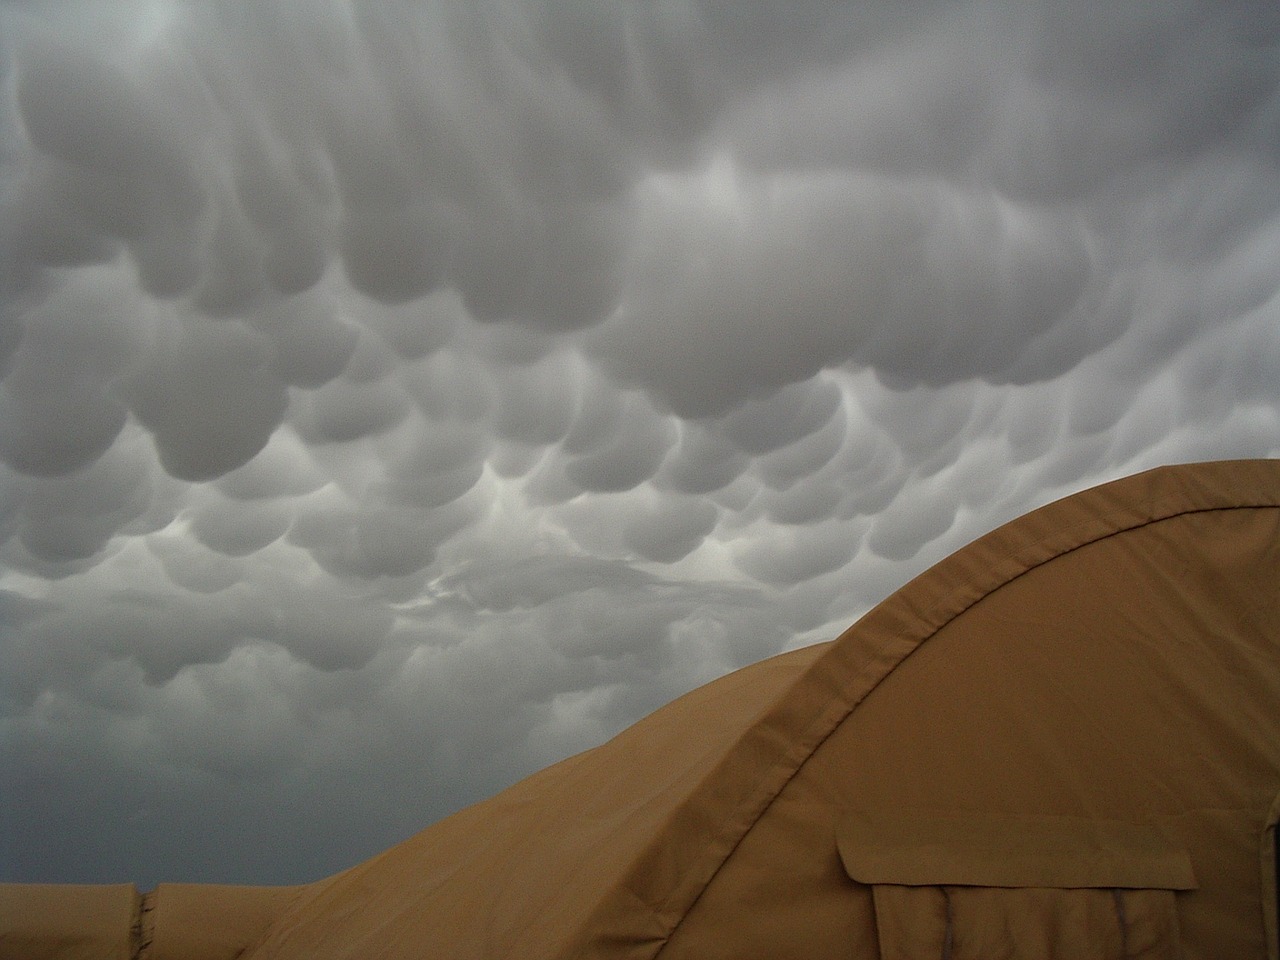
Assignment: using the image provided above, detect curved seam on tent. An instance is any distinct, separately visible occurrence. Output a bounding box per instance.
[889,500,1279,653]
[649,486,1280,956]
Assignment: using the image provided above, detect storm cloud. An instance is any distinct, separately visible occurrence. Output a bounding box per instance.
[2,0,1278,886]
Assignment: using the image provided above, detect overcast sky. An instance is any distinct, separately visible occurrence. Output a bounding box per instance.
[1,0,1278,889]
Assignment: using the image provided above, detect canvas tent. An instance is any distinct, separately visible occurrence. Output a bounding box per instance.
[4,457,1279,959]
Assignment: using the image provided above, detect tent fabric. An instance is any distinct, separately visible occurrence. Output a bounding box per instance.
[835,813,1199,889]
[245,457,1280,959]
[0,884,304,960]
[0,884,139,960]
[3,458,1279,959]
[143,885,307,960]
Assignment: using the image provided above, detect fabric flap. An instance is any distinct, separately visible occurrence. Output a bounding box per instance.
[837,811,1197,890]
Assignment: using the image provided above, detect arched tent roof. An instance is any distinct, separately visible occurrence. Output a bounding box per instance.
[244,457,1280,959]
[3,458,1279,959]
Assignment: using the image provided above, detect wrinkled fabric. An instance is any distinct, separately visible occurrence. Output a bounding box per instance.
[869,886,1181,960]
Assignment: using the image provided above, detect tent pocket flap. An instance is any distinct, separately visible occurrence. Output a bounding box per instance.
[838,811,1197,890]
[839,813,1195,960]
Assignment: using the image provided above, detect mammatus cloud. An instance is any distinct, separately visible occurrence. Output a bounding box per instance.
[587,166,1096,414]
[1,0,1278,886]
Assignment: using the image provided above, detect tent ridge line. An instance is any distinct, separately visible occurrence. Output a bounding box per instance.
[648,652,895,946]
[842,469,1280,666]
[635,627,934,953]
[637,461,1280,957]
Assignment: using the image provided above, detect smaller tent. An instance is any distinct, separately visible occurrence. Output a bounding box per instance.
[3,458,1279,959]
[0,882,301,960]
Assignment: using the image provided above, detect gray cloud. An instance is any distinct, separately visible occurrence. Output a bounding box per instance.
[2,0,1278,888]
[585,168,1096,415]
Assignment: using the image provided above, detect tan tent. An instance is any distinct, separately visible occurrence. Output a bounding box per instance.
[4,458,1280,959]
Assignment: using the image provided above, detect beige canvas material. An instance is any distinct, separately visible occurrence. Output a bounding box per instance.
[0,883,139,960]
[246,458,1280,959]
[867,884,1183,960]
[0,883,303,960]
[1261,794,1280,960]
[245,643,828,959]
[4,459,1279,959]
[658,461,1280,959]
[144,885,306,960]
[837,813,1197,889]
[838,815,1195,960]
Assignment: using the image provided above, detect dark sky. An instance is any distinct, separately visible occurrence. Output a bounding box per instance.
[2,0,1278,889]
